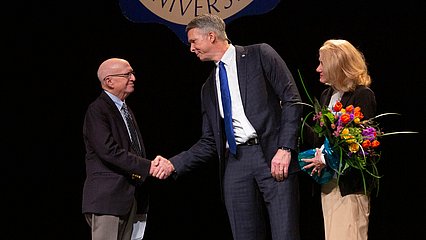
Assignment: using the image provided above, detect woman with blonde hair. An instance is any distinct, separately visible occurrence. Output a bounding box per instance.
[302,39,377,240]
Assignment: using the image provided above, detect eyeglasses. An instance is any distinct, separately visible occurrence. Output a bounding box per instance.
[103,71,135,81]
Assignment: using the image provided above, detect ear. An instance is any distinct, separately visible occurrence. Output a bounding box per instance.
[104,77,114,88]
[208,31,216,43]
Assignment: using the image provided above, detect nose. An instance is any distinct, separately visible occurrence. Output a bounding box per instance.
[316,64,322,72]
[189,44,195,53]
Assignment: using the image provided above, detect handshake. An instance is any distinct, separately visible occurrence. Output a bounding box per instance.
[149,155,175,179]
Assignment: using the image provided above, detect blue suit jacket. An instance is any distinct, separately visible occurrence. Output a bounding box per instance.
[171,43,303,190]
[82,91,151,216]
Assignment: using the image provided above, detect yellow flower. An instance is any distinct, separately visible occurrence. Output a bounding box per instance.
[354,117,361,124]
[341,128,349,136]
[341,128,356,143]
[349,142,359,152]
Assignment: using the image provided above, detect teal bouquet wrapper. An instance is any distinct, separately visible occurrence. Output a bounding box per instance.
[298,138,338,184]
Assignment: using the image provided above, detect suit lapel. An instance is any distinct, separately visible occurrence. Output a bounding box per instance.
[340,91,353,107]
[321,87,353,108]
[206,68,225,147]
[100,91,125,126]
[126,105,146,157]
[100,91,146,157]
[207,69,217,107]
[321,88,336,107]
[235,45,248,108]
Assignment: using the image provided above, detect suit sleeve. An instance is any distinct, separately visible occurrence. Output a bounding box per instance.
[170,83,218,176]
[83,102,151,182]
[259,43,303,150]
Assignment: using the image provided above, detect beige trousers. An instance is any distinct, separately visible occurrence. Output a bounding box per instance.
[321,179,370,240]
[85,199,137,240]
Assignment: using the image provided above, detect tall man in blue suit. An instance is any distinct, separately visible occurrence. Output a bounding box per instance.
[162,14,303,240]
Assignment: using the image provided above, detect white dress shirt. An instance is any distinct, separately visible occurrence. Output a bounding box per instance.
[215,44,257,144]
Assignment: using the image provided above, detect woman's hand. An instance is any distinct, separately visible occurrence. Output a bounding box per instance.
[301,148,326,176]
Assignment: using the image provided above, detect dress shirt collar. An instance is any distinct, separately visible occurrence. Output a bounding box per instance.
[104,90,125,110]
[216,44,235,67]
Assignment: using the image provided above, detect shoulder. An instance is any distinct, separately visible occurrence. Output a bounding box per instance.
[86,92,114,113]
[320,87,333,98]
[234,44,284,70]
[350,86,377,118]
[240,43,272,49]
[342,86,376,104]
[353,86,375,98]
[235,43,276,54]
[321,87,333,95]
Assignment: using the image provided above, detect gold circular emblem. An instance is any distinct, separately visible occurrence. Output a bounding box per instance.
[139,0,253,25]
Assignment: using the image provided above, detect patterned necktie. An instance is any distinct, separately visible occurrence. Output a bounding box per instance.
[218,61,237,155]
[121,103,143,156]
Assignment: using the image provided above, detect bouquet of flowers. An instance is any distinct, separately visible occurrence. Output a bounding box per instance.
[297,71,417,195]
[299,99,383,194]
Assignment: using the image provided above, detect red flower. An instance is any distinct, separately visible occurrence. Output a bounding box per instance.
[340,113,351,124]
[371,140,380,148]
[345,105,354,113]
[354,108,364,120]
[354,106,361,113]
[362,140,371,148]
[333,101,343,112]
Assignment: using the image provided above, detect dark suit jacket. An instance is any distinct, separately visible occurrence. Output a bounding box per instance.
[82,91,151,216]
[171,43,303,191]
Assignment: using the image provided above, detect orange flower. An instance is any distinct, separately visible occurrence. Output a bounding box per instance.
[340,113,351,124]
[371,140,380,148]
[345,105,354,113]
[362,140,371,148]
[333,101,343,112]
[354,110,364,120]
[354,106,361,113]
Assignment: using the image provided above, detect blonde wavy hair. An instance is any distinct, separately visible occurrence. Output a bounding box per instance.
[319,39,371,92]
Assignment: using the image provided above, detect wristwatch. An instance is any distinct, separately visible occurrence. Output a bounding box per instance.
[279,147,291,152]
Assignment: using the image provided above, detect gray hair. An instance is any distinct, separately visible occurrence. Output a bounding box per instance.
[186,13,228,41]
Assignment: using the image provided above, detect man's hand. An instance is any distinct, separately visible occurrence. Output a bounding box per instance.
[150,155,175,179]
[271,148,291,181]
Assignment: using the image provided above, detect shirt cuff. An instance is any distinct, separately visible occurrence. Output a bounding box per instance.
[316,144,326,164]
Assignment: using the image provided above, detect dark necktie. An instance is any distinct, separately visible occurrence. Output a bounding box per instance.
[219,61,237,155]
[121,103,143,156]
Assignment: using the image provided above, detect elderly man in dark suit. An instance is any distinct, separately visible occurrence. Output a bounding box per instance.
[160,14,303,240]
[82,58,172,240]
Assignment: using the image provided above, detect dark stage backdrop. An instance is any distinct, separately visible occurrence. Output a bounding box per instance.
[15,0,425,239]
